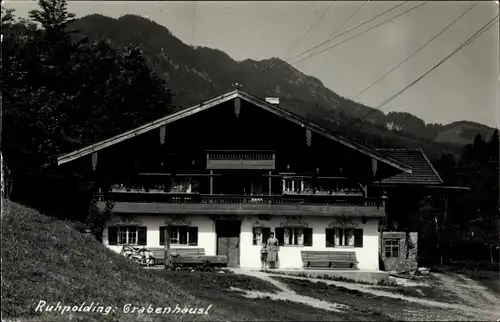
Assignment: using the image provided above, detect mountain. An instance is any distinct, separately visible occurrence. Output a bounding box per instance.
[435,121,496,145]
[69,14,493,160]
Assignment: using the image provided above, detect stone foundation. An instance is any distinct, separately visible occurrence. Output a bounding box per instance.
[380,231,418,273]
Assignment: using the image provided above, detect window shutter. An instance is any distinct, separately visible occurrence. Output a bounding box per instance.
[188,227,198,246]
[262,228,271,244]
[275,228,285,246]
[354,229,363,247]
[303,228,313,246]
[137,226,147,246]
[108,226,118,245]
[159,226,165,246]
[325,228,334,247]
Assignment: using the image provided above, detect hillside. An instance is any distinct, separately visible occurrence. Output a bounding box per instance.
[435,121,496,145]
[68,14,491,159]
[0,201,219,321]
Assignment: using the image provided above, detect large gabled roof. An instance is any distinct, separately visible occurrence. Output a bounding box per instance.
[57,89,412,174]
[376,149,443,186]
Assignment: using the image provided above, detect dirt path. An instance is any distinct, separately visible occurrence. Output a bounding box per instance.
[235,270,499,321]
[432,273,499,310]
[230,270,349,313]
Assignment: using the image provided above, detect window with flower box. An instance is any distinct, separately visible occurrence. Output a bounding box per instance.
[275,227,312,246]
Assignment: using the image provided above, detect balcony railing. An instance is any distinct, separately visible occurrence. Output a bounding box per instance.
[100,192,384,208]
[206,150,275,160]
[206,150,276,170]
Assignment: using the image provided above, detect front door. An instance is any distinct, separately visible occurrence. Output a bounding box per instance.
[216,220,241,267]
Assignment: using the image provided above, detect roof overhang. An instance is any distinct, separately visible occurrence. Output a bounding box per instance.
[57,90,412,174]
[371,183,470,192]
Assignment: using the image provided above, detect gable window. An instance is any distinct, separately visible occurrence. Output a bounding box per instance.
[160,226,198,246]
[253,227,271,245]
[384,238,400,257]
[275,227,312,246]
[326,228,363,247]
[108,226,147,246]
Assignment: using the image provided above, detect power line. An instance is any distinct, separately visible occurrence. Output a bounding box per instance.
[350,1,479,100]
[311,0,369,57]
[263,1,409,75]
[284,2,334,57]
[290,1,429,67]
[344,14,499,129]
[287,1,408,64]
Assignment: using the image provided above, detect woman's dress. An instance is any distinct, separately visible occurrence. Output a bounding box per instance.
[267,237,279,263]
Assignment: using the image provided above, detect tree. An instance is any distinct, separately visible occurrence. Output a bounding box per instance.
[1,0,175,220]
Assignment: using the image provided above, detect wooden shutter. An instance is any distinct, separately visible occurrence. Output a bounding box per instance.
[303,228,313,246]
[137,226,147,245]
[262,228,271,244]
[108,226,118,245]
[188,227,198,246]
[275,228,285,246]
[354,229,363,247]
[325,228,334,247]
[159,226,165,246]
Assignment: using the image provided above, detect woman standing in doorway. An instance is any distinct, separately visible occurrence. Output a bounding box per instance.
[267,232,279,269]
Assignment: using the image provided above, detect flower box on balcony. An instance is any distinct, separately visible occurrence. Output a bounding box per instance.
[111,187,128,193]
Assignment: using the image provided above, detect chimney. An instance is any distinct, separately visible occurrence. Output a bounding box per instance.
[265,97,279,105]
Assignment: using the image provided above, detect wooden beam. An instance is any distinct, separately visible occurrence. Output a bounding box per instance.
[164,224,171,268]
[210,170,214,194]
[268,171,272,196]
[159,125,166,145]
[91,152,98,172]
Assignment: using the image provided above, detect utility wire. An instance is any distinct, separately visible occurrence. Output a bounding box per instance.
[350,1,479,100]
[311,0,369,57]
[284,2,333,57]
[263,1,408,75]
[344,14,499,129]
[286,1,409,64]
[290,1,429,67]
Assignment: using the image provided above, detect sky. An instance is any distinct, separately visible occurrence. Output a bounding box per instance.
[4,1,500,128]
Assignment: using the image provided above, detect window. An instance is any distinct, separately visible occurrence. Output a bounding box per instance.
[384,239,400,257]
[326,228,363,247]
[253,227,271,245]
[108,226,147,246]
[159,226,198,246]
[275,227,312,246]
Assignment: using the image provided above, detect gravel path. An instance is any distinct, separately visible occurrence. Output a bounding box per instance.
[235,270,500,321]
[230,271,349,313]
[432,273,499,310]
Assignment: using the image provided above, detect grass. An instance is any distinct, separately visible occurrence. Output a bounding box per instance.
[269,270,376,285]
[272,276,471,321]
[1,201,220,322]
[431,265,500,296]
[0,201,346,321]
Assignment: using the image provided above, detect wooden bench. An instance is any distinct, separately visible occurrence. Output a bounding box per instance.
[301,251,358,270]
[150,248,227,267]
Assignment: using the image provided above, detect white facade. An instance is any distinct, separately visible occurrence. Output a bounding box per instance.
[103,214,380,270]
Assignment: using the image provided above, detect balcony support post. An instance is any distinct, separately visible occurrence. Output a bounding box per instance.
[164,223,171,269]
[210,170,214,194]
[268,171,272,195]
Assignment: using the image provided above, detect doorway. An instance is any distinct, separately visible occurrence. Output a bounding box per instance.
[216,220,241,267]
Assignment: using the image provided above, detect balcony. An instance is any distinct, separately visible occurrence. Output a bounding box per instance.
[99,192,385,217]
[206,150,275,170]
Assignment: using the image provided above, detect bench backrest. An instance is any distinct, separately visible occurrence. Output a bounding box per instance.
[150,248,205,258]
[301,250,357,261]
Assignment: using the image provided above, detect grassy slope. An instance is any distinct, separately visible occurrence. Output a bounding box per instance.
[1,201,342,321]
[271,277,474,321]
